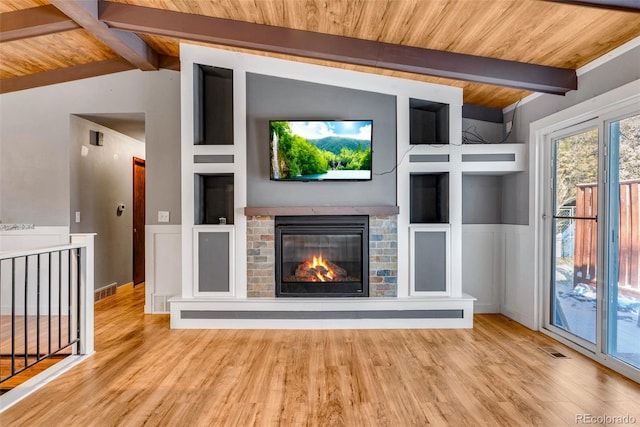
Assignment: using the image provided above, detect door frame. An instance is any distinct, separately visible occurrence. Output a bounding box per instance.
[542,119,603,352]
[530,80,640,382]
[133,157,146,286]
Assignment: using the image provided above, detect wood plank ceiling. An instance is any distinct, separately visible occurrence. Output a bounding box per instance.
[0,0,639,109]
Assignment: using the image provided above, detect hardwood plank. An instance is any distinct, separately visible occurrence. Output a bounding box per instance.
[2,284,639,425]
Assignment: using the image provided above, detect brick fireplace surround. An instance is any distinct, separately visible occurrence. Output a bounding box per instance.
[246,214,398,298]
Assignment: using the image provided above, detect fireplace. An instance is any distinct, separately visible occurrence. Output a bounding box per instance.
[275,215,369,297]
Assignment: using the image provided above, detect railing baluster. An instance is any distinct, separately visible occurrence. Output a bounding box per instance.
[68,249,72,347]
[1,243,86,387]
[24,256,29,372]
[0,260,2,376]
[58,250,62,350]
[11,258,16,377]
[77,249,82,345]
[37,254,41,361]
[48,252,52,356]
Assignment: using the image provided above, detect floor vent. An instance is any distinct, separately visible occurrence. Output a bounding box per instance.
[95,283,117,302]
[539,347,570,358]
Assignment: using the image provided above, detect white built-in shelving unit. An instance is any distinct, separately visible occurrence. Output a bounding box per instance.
[173,44,525,329]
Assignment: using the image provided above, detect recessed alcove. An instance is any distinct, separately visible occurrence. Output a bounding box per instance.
[194,65,233,145]
[410,173,450,224]
[194,174,234,225]
[410,98,450,145]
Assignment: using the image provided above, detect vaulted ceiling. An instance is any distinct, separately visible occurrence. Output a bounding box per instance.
[1,0,639,110]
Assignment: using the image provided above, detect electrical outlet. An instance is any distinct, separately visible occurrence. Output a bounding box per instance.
[158,211,170,223]
[75,211,81,223]
[505,121,513,133]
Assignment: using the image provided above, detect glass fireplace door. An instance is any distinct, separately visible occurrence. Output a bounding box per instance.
[275,216,369,297]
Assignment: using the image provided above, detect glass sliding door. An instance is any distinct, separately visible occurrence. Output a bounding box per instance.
[542,93,640,381]
[551,127,599,344]
[606,113,640,370]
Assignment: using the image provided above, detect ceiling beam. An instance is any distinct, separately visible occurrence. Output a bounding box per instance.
[49,0,158,71]
[0,54,179,93]
[99,1,577,95]
[0,58,134,94]
[0,5,80,43]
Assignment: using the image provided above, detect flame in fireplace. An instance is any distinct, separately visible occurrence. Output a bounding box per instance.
[292,254,348,282]
[309,255,333,282]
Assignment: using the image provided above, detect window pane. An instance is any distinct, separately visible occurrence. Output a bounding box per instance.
[607,113,640,369]
[552,128,599,344]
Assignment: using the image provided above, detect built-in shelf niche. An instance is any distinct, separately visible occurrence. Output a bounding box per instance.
[462,174,503,224]
[410,98,449,145]
[194,64,233,145]
[194,173,234,225]
[410,173,449,223]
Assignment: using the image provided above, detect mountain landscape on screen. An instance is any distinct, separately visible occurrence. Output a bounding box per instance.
[270,120,372,181]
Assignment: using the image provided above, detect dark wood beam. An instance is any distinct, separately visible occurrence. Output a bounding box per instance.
[98,1,577,95]
[0,58,134,94]
[49,0,158,71]
[0,5,80,43]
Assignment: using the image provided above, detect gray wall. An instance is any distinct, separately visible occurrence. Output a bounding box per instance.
[462,118,503,144]
[506,44,640,225]
[461,117,526,225]
[0,69,181,226]
[246,73,397,207]
[70,116,145,289]
[462,175,503,224]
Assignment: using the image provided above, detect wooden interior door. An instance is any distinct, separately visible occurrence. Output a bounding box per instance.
[133,157,146,285]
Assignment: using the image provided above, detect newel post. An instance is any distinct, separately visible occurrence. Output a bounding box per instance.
[70,233,96,355]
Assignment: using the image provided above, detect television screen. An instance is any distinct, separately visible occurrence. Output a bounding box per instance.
[270,120,372,181]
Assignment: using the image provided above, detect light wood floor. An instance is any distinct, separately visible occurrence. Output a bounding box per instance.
[1,314,72,392]
[2,284,640,426]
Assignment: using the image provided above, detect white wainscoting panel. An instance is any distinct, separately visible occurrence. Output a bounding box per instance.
[145,225,181,313]
[462,225,503,313]
[501,224,536,330]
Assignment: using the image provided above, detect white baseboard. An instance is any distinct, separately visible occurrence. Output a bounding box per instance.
[473,303,501,314]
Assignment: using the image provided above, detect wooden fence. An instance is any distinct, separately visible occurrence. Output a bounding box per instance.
[574,180,640,291]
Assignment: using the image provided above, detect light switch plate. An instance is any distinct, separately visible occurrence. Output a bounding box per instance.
[75,211,81,223]
[158,211,170,223]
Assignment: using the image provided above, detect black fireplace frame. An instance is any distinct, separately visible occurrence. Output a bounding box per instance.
[275,215,369,297]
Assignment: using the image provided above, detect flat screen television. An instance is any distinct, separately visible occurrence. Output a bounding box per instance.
[270,120,372,181]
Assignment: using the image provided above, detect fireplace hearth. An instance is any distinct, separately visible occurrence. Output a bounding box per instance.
[275,215,369,297]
